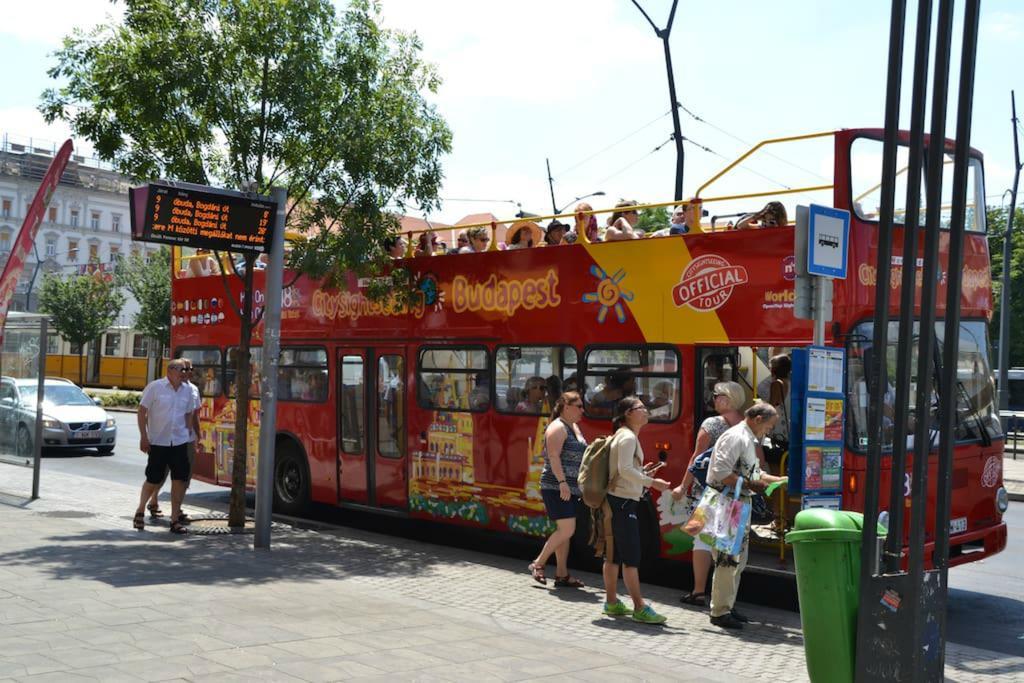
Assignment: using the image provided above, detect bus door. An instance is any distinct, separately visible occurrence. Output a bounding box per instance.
[336,347,408,509]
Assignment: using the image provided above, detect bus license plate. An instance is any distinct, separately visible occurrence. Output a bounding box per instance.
[72,430,99,440]
[949,517,967,534]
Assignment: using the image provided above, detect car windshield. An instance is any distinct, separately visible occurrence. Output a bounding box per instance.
[18,384,94,407]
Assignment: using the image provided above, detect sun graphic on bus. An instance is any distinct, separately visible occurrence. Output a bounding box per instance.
[416,273,445,311]
[583,265,633,324]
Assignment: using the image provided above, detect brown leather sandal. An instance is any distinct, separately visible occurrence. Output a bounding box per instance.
[528,562,546,585]
[554,575,584,588]
[146,503,164,519]
[133,511,145,531]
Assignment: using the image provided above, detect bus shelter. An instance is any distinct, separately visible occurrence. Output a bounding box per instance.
[0,311,48,499]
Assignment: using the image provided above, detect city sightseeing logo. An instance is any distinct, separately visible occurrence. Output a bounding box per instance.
[671,254,748,312]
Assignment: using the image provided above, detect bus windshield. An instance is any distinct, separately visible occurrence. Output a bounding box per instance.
[845,319,1000,451]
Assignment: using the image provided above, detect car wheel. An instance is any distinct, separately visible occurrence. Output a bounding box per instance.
[273,441,310,516]
[16,424,33,459]
[96,446,114,455]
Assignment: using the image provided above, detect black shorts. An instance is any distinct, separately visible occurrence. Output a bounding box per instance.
[607,494,642,567]
[146,443,190,484]
[541,488,579,521]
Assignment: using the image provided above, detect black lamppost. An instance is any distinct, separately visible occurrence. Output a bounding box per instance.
[557,191,606,215]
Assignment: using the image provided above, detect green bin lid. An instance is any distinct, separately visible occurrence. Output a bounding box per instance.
[785,508,887,544]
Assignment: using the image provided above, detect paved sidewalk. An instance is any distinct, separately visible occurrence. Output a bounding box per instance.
[1004,452,1024,501]
[0,466,1021,682]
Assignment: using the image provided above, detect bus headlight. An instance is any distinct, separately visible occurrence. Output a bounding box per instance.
[996,487,1009,515]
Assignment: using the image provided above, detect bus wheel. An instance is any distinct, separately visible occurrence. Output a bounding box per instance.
[273,441,310,516]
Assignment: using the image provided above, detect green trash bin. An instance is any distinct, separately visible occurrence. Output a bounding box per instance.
[786,509,886,683]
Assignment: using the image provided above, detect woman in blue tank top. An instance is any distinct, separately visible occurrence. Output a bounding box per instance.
[528,391,587,587]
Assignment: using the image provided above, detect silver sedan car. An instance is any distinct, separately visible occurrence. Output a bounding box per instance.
[0,376,117,456]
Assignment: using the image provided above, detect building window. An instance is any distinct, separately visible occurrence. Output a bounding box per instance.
[45,235,57,258]
[48,207,57,222]
[88,243,99,262]
[130,245,142,259]
[1,199,10,218]
[110,245,121,262]
[67,239,79,262]
[103,332,121,357]
[90,211,100,230]
[0,231,10,254]
[111,214,121,233]
[69,209,79,227]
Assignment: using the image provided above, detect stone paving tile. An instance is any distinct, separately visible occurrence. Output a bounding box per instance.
[0,653,68,677]
[193,666,306,682]
[346,646,452,673]
[13,672,97,683]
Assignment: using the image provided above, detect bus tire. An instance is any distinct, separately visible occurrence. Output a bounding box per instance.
[273,439,310,516]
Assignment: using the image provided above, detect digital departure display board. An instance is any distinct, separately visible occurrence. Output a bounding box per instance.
[130,183,277,253]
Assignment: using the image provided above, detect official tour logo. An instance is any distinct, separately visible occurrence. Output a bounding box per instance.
[671,254,748,312]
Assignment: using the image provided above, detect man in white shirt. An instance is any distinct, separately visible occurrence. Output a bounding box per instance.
[706,402,787,630]
[133,359,197,534]
[145,358,203,520]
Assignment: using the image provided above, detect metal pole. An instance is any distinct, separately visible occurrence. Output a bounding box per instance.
[254,186,287,550]
[812,277,825,346]
[546,158,558,215]
[31,317,46,499]
[998,91,1021,414]
[884,0,934,574]
[662,29,685,200]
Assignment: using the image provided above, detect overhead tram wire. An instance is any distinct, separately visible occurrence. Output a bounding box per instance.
[678,103,831,183]
[595,135,675,187]
[553,109,673,179]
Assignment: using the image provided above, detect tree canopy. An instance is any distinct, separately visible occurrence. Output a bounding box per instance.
[38,272,125,385]
[635,205,670,235]
[114,247,171,360]
[987,204,1024,368]
[41,0,452,280]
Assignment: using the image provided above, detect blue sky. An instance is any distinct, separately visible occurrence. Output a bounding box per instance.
[2,1,1022,225]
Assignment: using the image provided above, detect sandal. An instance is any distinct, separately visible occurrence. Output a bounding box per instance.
[175,512,191,525]
[147,503,164,519]
[528,562,546,585]
[679,591,708,607]
[169,521,187,535]
[553,575,585,588]
[133,511,145,531]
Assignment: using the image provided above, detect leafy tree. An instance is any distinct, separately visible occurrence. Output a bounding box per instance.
[987,205,1024,369]
[41,0,451,527]
[115,247,171,378]
[38,271,125,386]
[635,205,670,234]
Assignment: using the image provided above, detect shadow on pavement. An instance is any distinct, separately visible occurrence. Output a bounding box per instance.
[0,523,451,590]
[946,587,1024,660]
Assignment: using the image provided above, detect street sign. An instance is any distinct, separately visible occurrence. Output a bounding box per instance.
[807,203,850,279]
[130,182,277,253]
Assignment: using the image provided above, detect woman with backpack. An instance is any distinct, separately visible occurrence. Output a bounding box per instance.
[669,381,745,607]
[528,391,587,587]
[601,397,672,624]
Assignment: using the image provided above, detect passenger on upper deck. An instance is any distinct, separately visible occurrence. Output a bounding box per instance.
[507,223,537,250]
[567,202,601,243]
[415,231,438,257]
[545,220,568,246]
[604,200,643,241]
[449,231,469,255]
[384,236,407,259]
[188,249,220,277]
[735,201,788,230]
[459,227,491,254]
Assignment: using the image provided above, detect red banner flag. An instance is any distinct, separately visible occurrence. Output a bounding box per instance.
[0,139,74,347]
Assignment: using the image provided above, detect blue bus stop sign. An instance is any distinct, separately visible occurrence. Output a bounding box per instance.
[807,204,850,279]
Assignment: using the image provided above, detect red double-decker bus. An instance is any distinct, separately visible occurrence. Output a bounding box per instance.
[171,128,1007,573]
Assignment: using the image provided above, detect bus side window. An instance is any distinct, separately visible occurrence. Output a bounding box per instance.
[417,346,489,412]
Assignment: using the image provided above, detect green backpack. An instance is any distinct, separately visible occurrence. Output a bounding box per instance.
[577,434,618,509]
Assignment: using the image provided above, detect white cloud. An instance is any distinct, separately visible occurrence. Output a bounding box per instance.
[0,0,123,46]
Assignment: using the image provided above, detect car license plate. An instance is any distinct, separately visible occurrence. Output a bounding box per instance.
[72,430,99,440]
[949,517,967,534]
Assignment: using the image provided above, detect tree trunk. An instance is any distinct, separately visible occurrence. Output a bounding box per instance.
[78,347,85,386]
[228,255,256,528]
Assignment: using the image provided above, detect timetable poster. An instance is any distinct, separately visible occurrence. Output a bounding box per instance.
[807,347,845,394]
[824,399,844,441]
[804,445,842,492]
[805,397,826,441]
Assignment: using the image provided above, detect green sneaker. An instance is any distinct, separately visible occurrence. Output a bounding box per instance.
[602,600,631,617]
[632,604,668,624]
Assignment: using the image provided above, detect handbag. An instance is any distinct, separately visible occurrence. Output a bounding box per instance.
[682,478,752,557]
[687,446,713,488]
